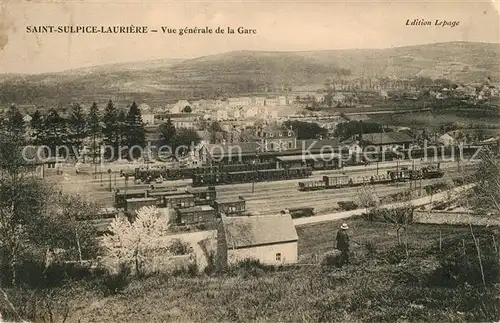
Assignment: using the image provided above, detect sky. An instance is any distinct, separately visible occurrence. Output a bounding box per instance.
[0,0,499,74]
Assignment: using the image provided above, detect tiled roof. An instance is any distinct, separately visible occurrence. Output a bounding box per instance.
[361,132,414,145]
[298,139,341,151]
[204,142,261,155]
[222,214,298,249]
[177,205,214,213]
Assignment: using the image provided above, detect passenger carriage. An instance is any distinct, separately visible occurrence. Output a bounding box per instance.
[287,167,313,179]
[192,172,225,187]
[258,169,286,181]
[226,170,256,184]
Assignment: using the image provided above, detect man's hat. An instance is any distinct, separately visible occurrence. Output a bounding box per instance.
[340,223,348,230]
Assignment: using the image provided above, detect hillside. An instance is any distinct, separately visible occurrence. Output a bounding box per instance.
[0,42,498,106]
[2,219,499,322]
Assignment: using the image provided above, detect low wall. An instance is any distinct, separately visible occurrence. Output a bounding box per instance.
[413,211,500,226]
[293,184,475,226]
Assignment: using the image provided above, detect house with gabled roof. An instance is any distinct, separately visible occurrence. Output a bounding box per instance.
[171,100,192,114]
[216,214,298,270]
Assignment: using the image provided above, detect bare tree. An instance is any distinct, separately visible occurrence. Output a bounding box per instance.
[468,148,500,216]
[464,148,500,287]
[355,184,381,216]
[45,193,101,263]
[381,202,413,249]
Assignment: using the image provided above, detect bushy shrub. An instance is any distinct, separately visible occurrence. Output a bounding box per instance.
[204,252,215,276]
[167,239,191,256]
[10,259,45,288]
[385,245,408,264]
[321,252,341,267]
[338,201,358,211]
[101,263,131,295]
[430,237,500,287]
[230,259,273,277]
[364,241,378,257]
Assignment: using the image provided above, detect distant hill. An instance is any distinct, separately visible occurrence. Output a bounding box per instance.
[0,42,498,107]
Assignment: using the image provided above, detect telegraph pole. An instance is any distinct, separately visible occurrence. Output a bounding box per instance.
[396,158,399,188]
[124,174,129,194]
[252,150,259,194]
[108,169,112,192]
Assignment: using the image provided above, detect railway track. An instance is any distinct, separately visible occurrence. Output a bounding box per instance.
[62,160,477,209]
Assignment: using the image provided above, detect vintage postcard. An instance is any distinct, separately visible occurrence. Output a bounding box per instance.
[0,0,499,322]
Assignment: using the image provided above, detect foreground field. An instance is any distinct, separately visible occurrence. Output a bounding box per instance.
[4,219,499,322]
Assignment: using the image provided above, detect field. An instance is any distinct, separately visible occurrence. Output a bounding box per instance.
[3,219,499,322]
[369,110,500,133]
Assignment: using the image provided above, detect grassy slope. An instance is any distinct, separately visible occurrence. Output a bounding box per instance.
[6,219,498,322]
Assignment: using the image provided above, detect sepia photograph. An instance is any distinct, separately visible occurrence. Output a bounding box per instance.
[0,0,499,322]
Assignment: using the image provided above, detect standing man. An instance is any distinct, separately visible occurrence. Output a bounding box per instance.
[336,223,350,266]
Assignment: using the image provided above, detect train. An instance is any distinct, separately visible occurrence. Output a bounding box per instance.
[191,166,313,187]
[298,164,444,191]
[114,185,216,209]
[119,142,482,184]
[126,162,276,183]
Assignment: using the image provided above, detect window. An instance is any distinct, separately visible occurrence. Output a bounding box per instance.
[276,253,282,261]
[288,131,293,136]
[269,133,274,138]
[288,142,293,149]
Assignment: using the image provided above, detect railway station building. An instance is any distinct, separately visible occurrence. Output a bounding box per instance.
[200,136,344,167]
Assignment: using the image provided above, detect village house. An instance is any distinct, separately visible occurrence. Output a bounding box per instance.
[332,93,346,104]
[231,108,241,120]
[243,106,259,119]
[438,133,458,147]
[171,100,192,114]
[140,110,155,125]
[216,214,298,270]
[254,97,266,105]
[265,97,278,106]
[228,97,252,106]
[138,103,155,124]
[255,125,297,151]
[214,108,229,121]
[154,113,200,129]
[278,96,287,105]
[313,94,325,103]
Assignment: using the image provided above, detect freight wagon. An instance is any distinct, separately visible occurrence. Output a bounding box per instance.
[186,186,217,205]
[191,166,313,187]
[298,164,444,191]
[114,189,147,208]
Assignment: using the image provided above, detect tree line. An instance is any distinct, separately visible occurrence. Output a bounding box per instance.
[0,100,146,161]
